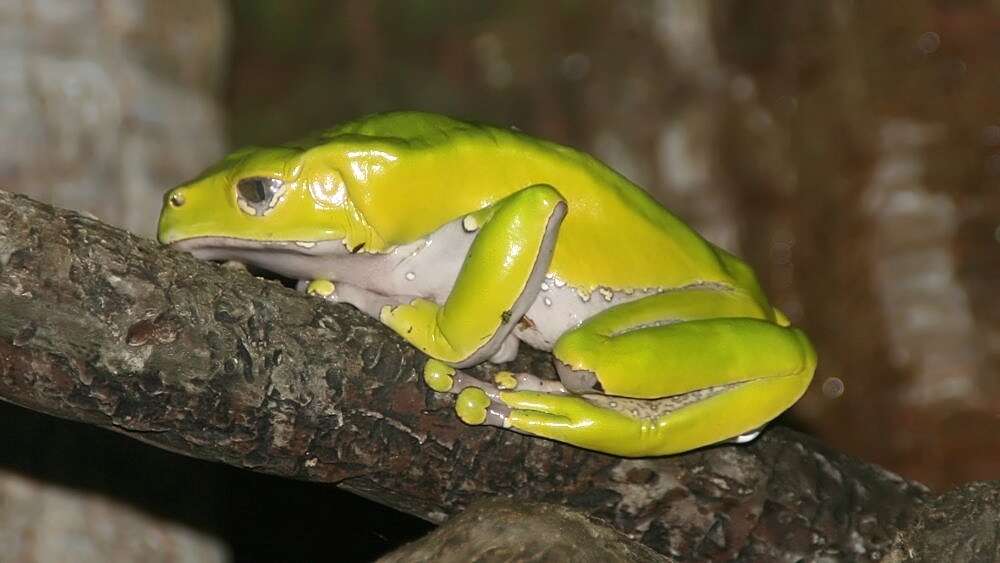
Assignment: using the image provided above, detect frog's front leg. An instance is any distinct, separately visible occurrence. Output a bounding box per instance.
[449,287,817,457]
[380,185,567,366]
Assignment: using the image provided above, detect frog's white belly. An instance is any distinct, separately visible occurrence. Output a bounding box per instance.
[513,282,648,351]
[320,218,646,353]
[175,217,647,355]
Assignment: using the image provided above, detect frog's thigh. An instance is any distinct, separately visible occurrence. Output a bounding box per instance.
[382,185,566,366]
[552,288,803,398]
[491,289,818,455]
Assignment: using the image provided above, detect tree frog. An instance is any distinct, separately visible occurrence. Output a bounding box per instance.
[158,111,816,457]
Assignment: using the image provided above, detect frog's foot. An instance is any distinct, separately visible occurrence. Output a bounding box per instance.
[453,376,582,429]
[423,360,573,427]
[424,359,645,451]
[424,359,567,397]
[423,359,502,401]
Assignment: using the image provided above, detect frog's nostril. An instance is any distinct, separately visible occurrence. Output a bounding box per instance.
[169,191,186,208]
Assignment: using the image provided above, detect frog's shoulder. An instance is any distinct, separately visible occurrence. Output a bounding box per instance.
[287,111,504,151]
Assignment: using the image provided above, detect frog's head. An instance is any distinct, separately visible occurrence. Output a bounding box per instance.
[157,143,369,278]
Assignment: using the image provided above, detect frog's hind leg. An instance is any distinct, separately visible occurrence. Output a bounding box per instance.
[452,287,817,456]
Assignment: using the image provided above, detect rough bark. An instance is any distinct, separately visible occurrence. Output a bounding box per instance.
[379,498,670,563]
[885,481,1000,563]
[4,188,976,561]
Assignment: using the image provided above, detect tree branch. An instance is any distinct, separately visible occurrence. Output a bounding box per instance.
[1,189,993,560]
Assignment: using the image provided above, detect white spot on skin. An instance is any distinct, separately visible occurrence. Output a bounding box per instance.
[405,272,416,281]
[553,278,566,288]
[515,281,649,351]
[540,282,549,291]
[599,287,614,302]
[462,215,479,232]
[732,429,761,444]
[295,241,316,248]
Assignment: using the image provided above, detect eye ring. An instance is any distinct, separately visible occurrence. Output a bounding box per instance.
[236,177,284,216]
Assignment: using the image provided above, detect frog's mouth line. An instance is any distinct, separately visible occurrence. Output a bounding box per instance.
[169,236,347,256]
[168,236,348,280]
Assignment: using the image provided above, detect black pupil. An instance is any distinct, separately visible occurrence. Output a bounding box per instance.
[238,178,274,203]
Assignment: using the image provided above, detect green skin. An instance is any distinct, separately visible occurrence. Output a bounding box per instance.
[158,111,816,457]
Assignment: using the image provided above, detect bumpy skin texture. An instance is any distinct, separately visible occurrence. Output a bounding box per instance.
[158,111,816,456]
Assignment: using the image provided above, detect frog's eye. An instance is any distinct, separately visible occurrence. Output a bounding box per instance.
[236,177,284,216]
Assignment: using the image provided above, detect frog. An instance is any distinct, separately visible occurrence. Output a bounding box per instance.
[157,111,816,457]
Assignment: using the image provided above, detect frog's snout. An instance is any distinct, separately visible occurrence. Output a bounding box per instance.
[157,188,186,244]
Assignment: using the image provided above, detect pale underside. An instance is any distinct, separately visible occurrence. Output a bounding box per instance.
[173,217,648,356]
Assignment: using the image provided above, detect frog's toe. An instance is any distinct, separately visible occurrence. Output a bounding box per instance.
[456,387,510,427]
[305,279,337,298]
[423,359,457,392]
[493,371,519,390]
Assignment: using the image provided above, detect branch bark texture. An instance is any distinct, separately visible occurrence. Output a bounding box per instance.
[0,190,989,560]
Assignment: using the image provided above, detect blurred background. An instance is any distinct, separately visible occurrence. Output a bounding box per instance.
[2,1,998,561]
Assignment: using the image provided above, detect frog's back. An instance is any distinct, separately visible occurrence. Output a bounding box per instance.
[314,112,748,294]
